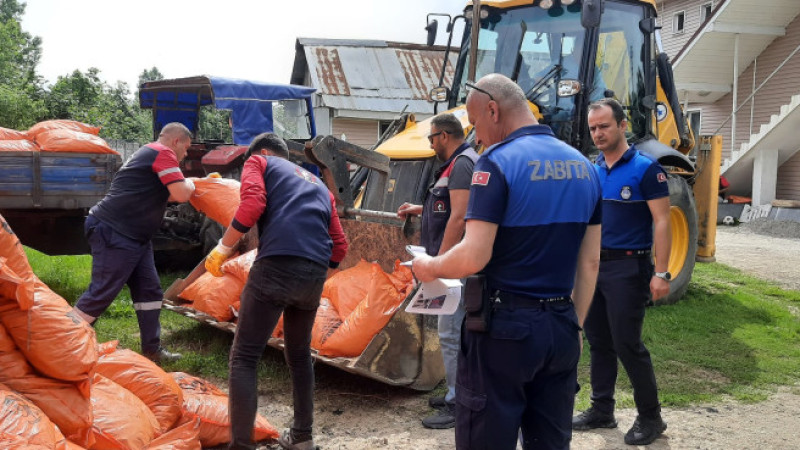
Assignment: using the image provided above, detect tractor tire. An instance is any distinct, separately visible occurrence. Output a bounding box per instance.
[658,174,698,305]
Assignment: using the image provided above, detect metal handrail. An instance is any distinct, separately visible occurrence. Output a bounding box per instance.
[712,42,800,135]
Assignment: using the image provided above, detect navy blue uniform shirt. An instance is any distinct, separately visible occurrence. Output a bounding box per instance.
[466,125,602,298]
[595,145,669,249]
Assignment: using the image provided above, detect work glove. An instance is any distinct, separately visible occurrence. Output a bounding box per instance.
[184,177,196,193]
[205,241,234,277]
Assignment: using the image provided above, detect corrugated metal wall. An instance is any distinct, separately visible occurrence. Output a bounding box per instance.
[332,118,379,150]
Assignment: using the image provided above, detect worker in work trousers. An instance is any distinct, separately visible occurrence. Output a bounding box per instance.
[573,98,671,446]
[413,74,602,450]
[204,133,348,450]
[72,122,196,364]
[397,112,478,429]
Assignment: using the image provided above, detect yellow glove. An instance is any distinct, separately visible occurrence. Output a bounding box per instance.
[204,241,234,277]
[207,172,222,179]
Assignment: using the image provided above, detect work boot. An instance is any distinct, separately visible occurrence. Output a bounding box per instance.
[624,415,667,445]
[142,347,182,365]
[428,395,447,409]
[422,403,455,429]
[572,406,618,431]
[277,429,316,450]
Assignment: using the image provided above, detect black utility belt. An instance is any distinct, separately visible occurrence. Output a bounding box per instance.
[493,293,572,310]
[600,248,651,260]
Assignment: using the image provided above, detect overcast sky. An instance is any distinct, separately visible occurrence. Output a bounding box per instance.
[21,0,468,91]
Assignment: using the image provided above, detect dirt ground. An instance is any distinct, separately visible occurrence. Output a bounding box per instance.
[239,220,800,450]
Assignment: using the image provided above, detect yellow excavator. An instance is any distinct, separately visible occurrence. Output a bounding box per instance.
[326,0,722,305]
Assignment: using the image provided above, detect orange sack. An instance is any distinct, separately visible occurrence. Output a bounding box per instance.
[189,177,241,227]
[0,278,98,382]
[95,346,184,434]
[221,249,256,283]
[27,119,100,138]
[89,374,160,450]
[0,259,35,313]
[0,322,94,447]
[145,418,201,450]
[0,213,36,310]
[0,139,38,152]
[322,259,374,318]
[35,128,118,155]
[310,298,342,350]
[0,382,62,449]
[170,372,278,448]
[319,262,406,358]
[0,126,28,140]
[178,272,244,322]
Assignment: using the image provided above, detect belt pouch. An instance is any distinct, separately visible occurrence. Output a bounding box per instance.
[464,274,491,332]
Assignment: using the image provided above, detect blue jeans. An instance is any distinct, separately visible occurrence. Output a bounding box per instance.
[75,215,163,354]
[228,255,327,450]
[439,288,465,405]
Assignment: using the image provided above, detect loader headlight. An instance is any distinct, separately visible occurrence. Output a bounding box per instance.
[539,0,554,9]
[561,0,576,5]
[429,86,450,103]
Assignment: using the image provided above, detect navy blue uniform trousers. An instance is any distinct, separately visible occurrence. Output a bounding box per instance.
[455,301,581,450]
[583,257,660,418]
[75,214,163,354]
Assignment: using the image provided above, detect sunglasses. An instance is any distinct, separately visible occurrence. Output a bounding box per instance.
[427,131,449,143]
[465,81,495,101]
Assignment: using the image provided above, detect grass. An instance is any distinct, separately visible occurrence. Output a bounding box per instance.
[25,248,800,410]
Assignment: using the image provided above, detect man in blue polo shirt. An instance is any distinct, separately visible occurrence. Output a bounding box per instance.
[397,112,478,429]
[572,98,671,446]
[413,73,602,450]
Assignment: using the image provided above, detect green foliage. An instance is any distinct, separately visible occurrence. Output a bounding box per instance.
[0,0,45,129]
[575,262,800,410]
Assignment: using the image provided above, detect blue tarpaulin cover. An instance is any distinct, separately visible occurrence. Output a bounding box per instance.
[139,76,316,145]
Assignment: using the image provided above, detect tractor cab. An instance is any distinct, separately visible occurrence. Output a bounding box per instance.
[139,75,317,178]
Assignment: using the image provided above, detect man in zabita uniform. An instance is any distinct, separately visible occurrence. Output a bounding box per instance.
[572,98,671,446]
[73,122,196,363]
[413,73,602,450]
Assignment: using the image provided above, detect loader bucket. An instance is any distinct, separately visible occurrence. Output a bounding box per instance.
[162,215,445,391]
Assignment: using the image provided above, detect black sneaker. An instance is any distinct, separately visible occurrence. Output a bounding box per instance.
[422,403,455,429]
[572,407,618,431]
[624,416,667,445]
[142,347,182,364]
[428,395,447,409]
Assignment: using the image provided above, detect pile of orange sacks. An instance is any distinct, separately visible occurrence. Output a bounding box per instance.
[0,120,117,154]
[0,213,279,449]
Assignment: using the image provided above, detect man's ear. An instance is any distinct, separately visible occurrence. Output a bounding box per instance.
[489,102,499,123]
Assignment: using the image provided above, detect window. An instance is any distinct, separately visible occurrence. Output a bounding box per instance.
[673,11,685,34]
[701,2,713,22]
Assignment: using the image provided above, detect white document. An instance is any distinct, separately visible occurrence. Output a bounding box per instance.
[403,245,462,315]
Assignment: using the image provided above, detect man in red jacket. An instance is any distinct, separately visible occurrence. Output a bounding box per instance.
[205,133,347,450]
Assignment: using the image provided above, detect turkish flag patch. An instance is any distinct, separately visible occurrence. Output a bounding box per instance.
[657,172,667,183]
[472,171,491,186]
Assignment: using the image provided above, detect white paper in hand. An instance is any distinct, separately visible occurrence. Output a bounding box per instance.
[405,277,462,315]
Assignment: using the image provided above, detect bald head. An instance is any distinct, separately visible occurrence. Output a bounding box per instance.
[466,73,537,147]
[158,122,192,161]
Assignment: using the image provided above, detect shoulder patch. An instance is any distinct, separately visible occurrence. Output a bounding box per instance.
[472,171,491,186]
[657,172,667,183]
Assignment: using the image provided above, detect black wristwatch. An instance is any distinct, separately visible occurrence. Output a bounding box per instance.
[654,271,671,281]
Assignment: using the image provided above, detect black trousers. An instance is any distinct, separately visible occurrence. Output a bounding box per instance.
[583,257,661,418]
[227,255,327,450]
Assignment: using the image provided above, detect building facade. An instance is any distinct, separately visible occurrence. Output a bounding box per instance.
[658,0,800,204]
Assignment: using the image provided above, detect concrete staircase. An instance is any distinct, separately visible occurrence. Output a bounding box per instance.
[721,93,800,196]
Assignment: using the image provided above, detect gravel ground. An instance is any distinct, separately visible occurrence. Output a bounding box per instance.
[242,219,800,450]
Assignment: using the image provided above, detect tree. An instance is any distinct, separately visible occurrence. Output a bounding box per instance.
[138,67,164,86]
[0,0,46,129]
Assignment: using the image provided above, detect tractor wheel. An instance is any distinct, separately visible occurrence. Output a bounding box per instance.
[657,174,698,305]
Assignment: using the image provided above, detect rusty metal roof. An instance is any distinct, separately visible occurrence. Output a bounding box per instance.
[291,38,459,115]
